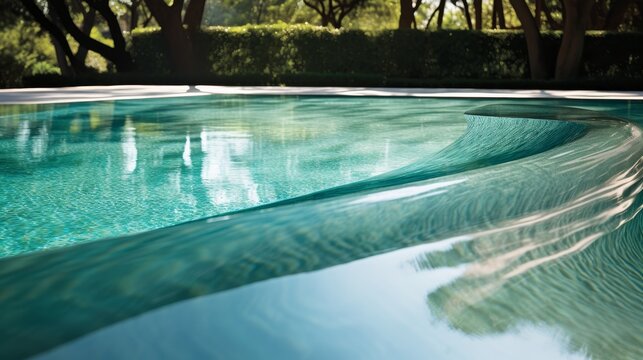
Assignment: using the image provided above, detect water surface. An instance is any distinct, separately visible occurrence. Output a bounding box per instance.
[0,96,641,360]
[0,96,465,256]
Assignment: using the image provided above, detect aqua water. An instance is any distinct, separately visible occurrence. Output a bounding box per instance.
[0,95,641,360]
[0,96,464,256]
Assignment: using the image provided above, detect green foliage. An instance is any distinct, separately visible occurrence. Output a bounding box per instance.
[130,25,643,81]
[342,0,398,30]
[203,0,317,26]
[202,0,398,30]
[0,20,59,87]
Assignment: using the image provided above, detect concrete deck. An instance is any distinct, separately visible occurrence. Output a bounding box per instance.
[0,85,641,104]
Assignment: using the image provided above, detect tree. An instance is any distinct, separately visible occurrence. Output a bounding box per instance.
[19,0,135,73]
[436,0,447,28]
[457,0,474,29]
[509,0,595,80]
[555,0,594,79]
[52,0,134,71]
[120,0,155,32]
[425,0,472,29]
[20,0,88,74]
[143,0,206,73]
[491,0,506,29]
[399,0,423,28]
[473,0,482,29]
[44,0,97,75]
[302,0,366,28]
[508,0,550,79]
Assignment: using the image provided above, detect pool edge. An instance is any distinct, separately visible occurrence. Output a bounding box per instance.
[0,85,642,104]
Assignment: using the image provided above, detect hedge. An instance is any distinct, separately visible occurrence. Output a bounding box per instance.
[130,25,643,80]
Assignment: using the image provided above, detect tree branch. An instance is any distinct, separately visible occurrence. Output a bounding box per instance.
[84,0,127,51]
[413,0,423,12]
[303,0,325,18]
[20,0,87,72]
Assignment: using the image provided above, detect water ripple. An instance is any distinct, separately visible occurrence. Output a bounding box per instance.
[0,102,641,359]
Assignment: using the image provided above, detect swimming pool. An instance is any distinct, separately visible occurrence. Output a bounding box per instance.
[0,93,641,359]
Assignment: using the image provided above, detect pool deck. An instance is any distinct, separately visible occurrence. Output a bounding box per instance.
[0,85,641,104]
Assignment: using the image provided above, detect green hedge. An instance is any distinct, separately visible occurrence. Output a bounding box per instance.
[130,25,643,80]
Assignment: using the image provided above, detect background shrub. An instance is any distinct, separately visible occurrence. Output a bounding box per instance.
[130,25,643,81]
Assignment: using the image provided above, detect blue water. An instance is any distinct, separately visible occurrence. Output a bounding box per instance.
[0,96,464,256]
[0,96,641,359]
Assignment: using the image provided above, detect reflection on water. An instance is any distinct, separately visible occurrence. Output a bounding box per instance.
[31,124,48,159]
[121,118,137,175]
[182,134,191,167]
[0,96,465,256]
[0,98,642,359]
[200,130,260,207]
[16,120,30,155]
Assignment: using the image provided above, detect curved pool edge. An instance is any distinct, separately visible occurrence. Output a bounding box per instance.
[229,104,594,214]
[0,85,642,105]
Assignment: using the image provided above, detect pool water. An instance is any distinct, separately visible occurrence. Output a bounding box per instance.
[0,96,465,256]
[0,95,641,359]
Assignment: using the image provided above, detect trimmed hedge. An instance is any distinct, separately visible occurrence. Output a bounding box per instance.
[130,25,643,80]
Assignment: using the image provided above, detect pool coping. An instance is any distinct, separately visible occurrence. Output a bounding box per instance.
[0,85,642,104]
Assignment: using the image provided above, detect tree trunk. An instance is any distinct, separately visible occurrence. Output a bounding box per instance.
[437,0,447,29]
[535,0,543,29]
[163,15,197,72]
[508,0,550,79]
[461,0,473,30]
[399,0,414,29]
[183,0,206,32]
[330,12,342,29]
[493,0,506,29]
[76,9,96,64]
[52,38,73,76]
[145,0,197,74]
[473,0,482,29]
[555,0,594,80]
[426,6,440,29]
[91,0,128,52]
[129,0,140,32]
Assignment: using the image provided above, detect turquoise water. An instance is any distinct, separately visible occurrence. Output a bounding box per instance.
[0,96,641,359]
[0,96,465,256]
